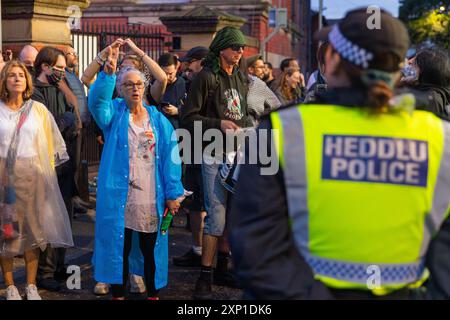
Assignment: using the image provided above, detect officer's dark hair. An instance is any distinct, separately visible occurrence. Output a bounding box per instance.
[331,46,402,111]
[280,58,297,72]
[415,48,450,87]
[158,53,178,68]
[317,41,329,67]
[34,46,66,77]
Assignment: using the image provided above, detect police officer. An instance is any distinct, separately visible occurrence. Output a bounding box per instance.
[229,9,450,299]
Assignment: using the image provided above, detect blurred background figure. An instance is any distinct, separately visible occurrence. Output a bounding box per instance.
[173,46,209,269]
[19,45,39,76]
[179,46,209,92]
[154,53,186,129]
[400,48,450,121]
[305,40,330,103]
[274,67,305,105]
[244,55,281,125]
[262,61,275,88]
[246,54,265,80]
[64,45,94,217]
[280,57,300,72]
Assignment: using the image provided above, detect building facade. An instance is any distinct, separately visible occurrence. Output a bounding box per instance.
[81,0,314,73]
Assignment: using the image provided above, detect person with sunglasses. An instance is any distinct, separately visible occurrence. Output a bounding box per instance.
[180,26,253,300]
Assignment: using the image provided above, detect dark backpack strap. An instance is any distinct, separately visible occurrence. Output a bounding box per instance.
[204,71,219,116]
[237,70,249,98]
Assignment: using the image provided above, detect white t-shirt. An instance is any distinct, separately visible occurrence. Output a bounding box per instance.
[0,100,39,158]
[125,114,158,233]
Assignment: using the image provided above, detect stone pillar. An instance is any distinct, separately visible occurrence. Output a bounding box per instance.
[2,0,91,54]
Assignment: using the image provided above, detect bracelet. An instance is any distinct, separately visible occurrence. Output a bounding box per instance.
[139,52,147,60]
[96,52,107,63]
[94,56,104,66]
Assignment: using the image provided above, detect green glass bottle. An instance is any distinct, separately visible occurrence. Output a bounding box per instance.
[160,210,173,235]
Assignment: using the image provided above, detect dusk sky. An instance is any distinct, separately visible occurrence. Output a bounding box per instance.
[311,0,400,19]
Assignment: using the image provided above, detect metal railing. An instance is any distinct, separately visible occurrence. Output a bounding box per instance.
[72,20,172,166]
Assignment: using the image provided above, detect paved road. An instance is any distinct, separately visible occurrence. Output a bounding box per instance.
[0,203,242,300]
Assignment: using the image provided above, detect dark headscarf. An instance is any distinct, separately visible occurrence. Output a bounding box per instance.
[204,26,246,74]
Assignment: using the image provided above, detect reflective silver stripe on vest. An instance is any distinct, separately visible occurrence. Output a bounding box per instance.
[305,254,426,285]
[278,107,310,255]
[421,121,450,256]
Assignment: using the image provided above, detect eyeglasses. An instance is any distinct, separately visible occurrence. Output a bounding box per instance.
[122,82,145,90]
[66,52,78,57]
[229,44,245,52]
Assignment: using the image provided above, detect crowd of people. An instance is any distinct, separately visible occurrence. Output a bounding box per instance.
[0,7,449,301]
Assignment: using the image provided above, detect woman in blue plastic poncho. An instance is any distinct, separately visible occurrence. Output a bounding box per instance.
[88,42,184,300]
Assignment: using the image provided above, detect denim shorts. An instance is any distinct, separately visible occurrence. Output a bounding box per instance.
[201,160,228,236]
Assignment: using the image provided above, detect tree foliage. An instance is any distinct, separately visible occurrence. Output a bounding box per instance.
[399,0,450,49]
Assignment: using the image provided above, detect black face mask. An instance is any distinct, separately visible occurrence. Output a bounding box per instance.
[46,68,65,86]
[26,66,35,77]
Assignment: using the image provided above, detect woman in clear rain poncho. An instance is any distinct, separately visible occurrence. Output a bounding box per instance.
[88,42,184,300]
[0,60,73,300]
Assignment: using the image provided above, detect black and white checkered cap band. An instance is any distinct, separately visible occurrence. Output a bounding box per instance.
[328,25,374,69]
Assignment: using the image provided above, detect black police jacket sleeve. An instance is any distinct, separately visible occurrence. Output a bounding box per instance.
[425,213,450,299]
[228,119,332,299]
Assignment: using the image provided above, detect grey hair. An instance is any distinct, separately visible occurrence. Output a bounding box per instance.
[116,66,146,96]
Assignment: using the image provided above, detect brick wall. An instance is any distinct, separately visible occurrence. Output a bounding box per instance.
[80,0,314,72]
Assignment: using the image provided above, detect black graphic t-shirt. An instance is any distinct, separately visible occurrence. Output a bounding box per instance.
[181,66,252,133]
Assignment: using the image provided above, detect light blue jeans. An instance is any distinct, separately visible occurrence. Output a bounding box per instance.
[201,160,228,236]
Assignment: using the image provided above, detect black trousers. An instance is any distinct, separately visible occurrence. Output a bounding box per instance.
[111,228,158,298]
[38,174,74,280]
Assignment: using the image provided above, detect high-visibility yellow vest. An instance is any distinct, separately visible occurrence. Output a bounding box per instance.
[270,104,450,295]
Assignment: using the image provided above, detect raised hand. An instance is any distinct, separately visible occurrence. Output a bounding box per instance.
[99,38,124,61]
[103,47,117,75]
[124,38,145,58]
